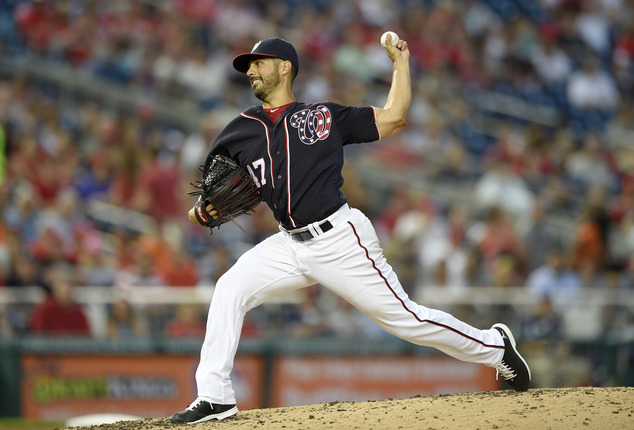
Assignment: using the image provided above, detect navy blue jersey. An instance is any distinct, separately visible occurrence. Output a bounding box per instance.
[206,102,380,230]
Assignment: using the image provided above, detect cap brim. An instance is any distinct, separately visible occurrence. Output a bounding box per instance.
[232,53,278,73]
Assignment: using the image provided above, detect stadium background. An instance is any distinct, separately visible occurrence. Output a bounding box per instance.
[0,0,633,424]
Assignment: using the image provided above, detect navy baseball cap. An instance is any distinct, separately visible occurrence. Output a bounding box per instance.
[232,37,299,74]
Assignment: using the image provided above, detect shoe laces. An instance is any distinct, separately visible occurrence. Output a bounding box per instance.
[495,360,517,381]
[187,398,206,411]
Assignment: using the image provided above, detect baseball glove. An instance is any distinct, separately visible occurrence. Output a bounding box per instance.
[188,154,262,233]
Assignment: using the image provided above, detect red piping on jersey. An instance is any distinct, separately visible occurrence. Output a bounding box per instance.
[346,221,504,350]
[241,112,275,188]
[283,118,297,228]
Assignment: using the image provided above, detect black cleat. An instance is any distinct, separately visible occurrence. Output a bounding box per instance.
[492,323,531,392]
[170,399,238,424]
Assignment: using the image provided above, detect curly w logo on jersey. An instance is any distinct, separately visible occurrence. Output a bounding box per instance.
[290,106,332,145]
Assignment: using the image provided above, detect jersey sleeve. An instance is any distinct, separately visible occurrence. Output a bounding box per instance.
[329,103,380,145]
[204,115,245,169]
[208,122,237,158]
[206,107,262,168]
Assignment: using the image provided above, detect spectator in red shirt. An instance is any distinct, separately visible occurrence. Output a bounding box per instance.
[29,270,91,336]
[132,149,187,224]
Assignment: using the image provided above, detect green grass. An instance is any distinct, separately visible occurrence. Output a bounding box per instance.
[0,418,66,430]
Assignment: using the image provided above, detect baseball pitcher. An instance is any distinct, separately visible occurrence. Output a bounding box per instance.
[171,34,531,424]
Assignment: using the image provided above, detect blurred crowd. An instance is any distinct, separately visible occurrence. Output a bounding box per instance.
[0,0,633,360]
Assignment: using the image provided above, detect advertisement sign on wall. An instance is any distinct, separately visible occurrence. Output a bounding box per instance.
[20,354,264,420]
[21,353,500,419]
[272,355,500,407]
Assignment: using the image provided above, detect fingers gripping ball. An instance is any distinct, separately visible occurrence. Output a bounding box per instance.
[189,155,262,233]
[381,31,399,48]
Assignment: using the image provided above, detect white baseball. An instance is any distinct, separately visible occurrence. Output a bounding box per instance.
[381,31,399,48]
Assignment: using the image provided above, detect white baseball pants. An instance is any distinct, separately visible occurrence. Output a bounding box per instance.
[196,204,505,404]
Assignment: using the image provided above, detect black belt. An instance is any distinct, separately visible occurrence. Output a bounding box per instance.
[290,220,333,242]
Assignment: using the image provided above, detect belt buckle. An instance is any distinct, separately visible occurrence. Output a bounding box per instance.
[320,220,333,234]
[291,220,333,242]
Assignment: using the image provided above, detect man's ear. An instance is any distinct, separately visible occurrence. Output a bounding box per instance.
[281,60,291,76]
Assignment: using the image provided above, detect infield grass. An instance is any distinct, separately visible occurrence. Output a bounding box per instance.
[0,418,66,430]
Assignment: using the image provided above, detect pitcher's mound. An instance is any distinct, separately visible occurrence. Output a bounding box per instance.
[64,386,633,430]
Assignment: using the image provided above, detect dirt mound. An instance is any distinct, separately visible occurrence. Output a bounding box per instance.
[64,387,633,430]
